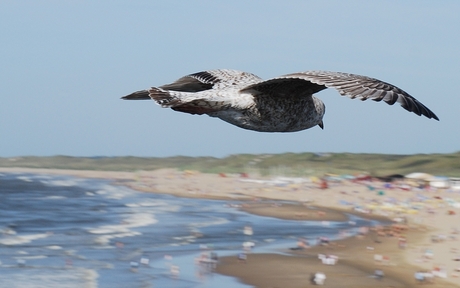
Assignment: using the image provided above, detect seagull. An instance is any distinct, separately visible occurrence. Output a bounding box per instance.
[122,69,439,132]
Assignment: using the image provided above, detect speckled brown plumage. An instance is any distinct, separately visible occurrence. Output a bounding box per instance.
[122,69,439,132]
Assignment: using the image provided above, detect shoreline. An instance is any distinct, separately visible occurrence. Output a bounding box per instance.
[1,167,460,287]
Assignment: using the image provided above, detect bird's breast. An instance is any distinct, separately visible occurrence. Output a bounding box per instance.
[211,95,323,132]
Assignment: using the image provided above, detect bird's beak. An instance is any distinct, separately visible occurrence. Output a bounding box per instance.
[318,121,324,130]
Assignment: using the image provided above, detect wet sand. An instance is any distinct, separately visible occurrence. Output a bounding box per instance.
[218,203,456,287]
[239,202,349,222]
[238,201,394,223]
[216,228,457,288]
[1,167,460,287]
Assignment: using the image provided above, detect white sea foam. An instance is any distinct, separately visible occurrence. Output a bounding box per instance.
[14,255,48,260]
[88,213,157,234]
[63,250,87,260]
[125,203,139,208]
[40,179,80,187]
[94,231,142,245]
[172,235,196,242]
[64,249,77,256]
[96,184,134,200]
[88,213,157,245]
[188,217,229,228]
[17,176,33,182]
[0,233,50,245]
[35,175,52,179]
[96,189,108,195]
[136,200,166,207]
[44,195,67,200]
[1,227,17,235]
[46,245,63,250]
[0,267,98,288]
[125,200,180,212]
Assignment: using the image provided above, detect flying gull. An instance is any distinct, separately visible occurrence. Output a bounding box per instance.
[122,69,439,132]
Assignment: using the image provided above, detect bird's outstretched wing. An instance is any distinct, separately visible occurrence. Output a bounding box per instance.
[160,69,262,92]
[122,69,262,100]
[241,71,439,120]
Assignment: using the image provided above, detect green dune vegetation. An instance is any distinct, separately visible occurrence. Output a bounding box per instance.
[1,152,460,177]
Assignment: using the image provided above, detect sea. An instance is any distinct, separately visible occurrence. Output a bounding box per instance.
[0,172,377,288]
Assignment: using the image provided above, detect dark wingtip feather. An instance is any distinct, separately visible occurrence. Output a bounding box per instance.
[398,96,439,121]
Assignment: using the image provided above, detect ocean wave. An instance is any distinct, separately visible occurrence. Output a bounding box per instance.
[44,195,67,200]
[0,233,50,246]
[125,203,139,208]
[13,255,48,260]
[95,184,135,200]
[87,213,157,245]
[17,176,33,182]
[46,245,62,250]
[149,204,181,212]
[125,200,181,212]
[137,200,168,207]
[88,213,157,234]
[172,235,197,242]
[0,267,98,288]
[94,231,142,246]
[0,227,17,235]
[188,216,229,229]
[40,179,82,187]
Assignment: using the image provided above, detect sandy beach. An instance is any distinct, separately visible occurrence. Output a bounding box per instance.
[1,167,460,287]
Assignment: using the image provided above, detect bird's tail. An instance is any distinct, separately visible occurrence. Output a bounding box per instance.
[148,87,182,107]
[121,87,182,108]
[121,90,151,100]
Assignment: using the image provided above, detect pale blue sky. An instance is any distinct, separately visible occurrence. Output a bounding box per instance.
[1,1,459,157]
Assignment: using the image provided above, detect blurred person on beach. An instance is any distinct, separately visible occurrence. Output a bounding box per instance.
[374,269,384,280]
[238,252,247,263]
[313,272,326,285]
[414,271,425,284]
[170,265,180,278]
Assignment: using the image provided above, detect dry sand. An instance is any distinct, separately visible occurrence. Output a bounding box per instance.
[2,167,460,287]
